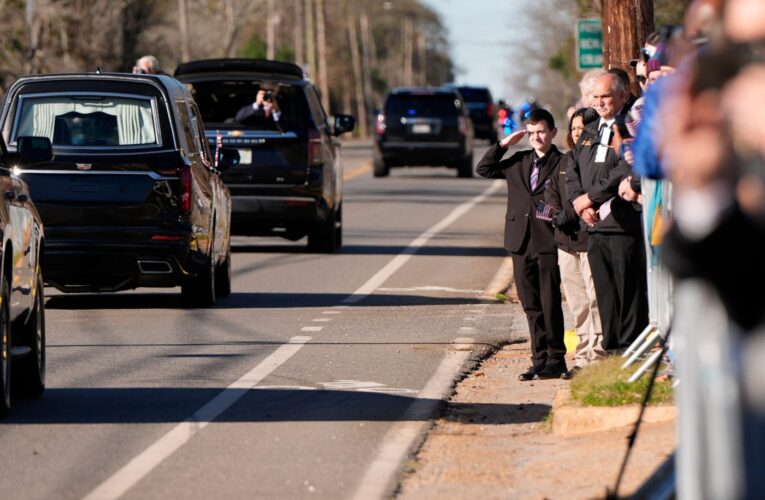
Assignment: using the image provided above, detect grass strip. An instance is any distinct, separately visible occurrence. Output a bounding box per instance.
[569,356,673,407]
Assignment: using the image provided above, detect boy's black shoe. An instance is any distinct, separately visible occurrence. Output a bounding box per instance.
[561,366,582,380]
[536,365,567,379]
[518,367,542,381]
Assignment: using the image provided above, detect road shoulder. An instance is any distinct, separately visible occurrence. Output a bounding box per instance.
[397,341,676,499]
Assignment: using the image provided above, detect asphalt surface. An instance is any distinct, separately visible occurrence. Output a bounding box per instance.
[0,141,526,499]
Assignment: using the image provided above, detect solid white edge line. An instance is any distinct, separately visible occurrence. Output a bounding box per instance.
[82,336,312,500]
[342,179,504,304]
[351,338,475,500]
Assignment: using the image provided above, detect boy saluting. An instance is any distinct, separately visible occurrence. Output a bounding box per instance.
[477,109,567,381]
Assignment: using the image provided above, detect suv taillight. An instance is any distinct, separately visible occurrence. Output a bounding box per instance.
[458,116,469,136]
[179,165,192,213]
[375,113,387,135]
[487,102,494,117]
[308,129,322,166]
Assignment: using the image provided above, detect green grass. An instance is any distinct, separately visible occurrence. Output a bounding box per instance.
[494,292,507,303]
[569,356,674,407]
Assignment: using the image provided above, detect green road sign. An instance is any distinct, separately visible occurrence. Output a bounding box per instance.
[577,18,603,71]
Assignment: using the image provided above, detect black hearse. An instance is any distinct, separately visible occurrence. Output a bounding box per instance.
[0,73,238,307]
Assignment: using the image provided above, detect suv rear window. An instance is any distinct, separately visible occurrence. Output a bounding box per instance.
[455,87,491,103]
[189,81,311,134]
[385,94,462,118]
[13,94,158,147]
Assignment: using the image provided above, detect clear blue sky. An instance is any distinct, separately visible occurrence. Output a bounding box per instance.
[421,0,524,101]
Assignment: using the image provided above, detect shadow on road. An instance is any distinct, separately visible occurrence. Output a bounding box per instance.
[45,291,493,310]
[2,388,549,426]
[232,243,505,258]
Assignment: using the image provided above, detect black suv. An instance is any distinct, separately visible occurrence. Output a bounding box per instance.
[174,59,355,252]
[0,73,237,307]
[373,87,474,178]
[444,85,496,142]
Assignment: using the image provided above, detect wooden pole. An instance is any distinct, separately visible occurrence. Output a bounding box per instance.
[293,0,304,68]
[305,0,316,79]
[178,0,190,62]
[602,0,654,93]
[266,0,275,60]
[315,0,330,112]
[359,13,374,115]
[347,7,367,136]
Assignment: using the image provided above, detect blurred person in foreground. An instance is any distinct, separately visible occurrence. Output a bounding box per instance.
[565,73,648,353]
[660,0,765,496]
[545,107,604,379]
[477,109,567,381]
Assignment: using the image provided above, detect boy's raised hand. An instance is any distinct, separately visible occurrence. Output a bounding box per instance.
[499,129,528,148]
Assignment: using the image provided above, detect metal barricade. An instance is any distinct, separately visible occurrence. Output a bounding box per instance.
[623,178,673,381]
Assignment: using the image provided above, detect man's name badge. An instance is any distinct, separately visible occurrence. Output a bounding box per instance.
[595,126,611,163]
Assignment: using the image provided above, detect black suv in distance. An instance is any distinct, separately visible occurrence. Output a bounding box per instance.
[444,85,496,142]
[373,87,474,178]
[174,59,355,253]
[0,73,237,307]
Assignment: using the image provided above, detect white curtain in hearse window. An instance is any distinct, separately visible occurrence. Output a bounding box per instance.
[15,95,157,146]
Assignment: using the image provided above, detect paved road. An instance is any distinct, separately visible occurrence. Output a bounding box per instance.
[0,142,525,499]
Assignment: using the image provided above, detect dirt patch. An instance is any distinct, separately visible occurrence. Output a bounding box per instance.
[397,341,676,499]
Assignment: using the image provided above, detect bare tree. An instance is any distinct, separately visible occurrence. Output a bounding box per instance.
[504,0,580,121]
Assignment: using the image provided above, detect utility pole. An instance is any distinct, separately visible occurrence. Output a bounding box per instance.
[178,0,190,62]
[266,0,276,60]
[359,14,374,118]
[416,30,427,85]
[305,0,316,80]
[602,0,654,72]
[347,7,367,136]
[402,18,413,86]
[293,0,304,68]
[25,0,38,72]
[315,0,330,112]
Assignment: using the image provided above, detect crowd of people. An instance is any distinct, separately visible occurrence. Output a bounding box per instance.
[479,0,765,387]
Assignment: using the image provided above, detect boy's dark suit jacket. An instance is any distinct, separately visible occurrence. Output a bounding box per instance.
[476,144,562,254]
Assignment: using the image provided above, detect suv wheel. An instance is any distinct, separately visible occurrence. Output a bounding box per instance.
[457,152,474,178]
[215,249,232,298]
[182,251,216,308]
[308,208,339,253]
[13,270,45,399]
[334,203,343,248]
[373,152,389,178]
[0,276,11,416]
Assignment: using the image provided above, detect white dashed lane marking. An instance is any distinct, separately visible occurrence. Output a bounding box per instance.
[83,336,312,500]
[301,326,324,332]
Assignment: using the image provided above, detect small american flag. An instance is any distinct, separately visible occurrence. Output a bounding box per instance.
[214,130,223,168]
[535,200,555,222]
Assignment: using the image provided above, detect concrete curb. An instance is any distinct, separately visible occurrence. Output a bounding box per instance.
[551,387,676,437]
[482,255,518,302]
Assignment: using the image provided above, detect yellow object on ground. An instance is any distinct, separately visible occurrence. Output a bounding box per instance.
[564,329,578,354]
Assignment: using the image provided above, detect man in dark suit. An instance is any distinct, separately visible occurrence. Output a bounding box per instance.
[477,109,567,381]
[566,73,648,353]
[235,89,282,130]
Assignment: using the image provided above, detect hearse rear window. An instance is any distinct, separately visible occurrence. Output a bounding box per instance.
[13,94,159,147]
[188,81,310,134]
